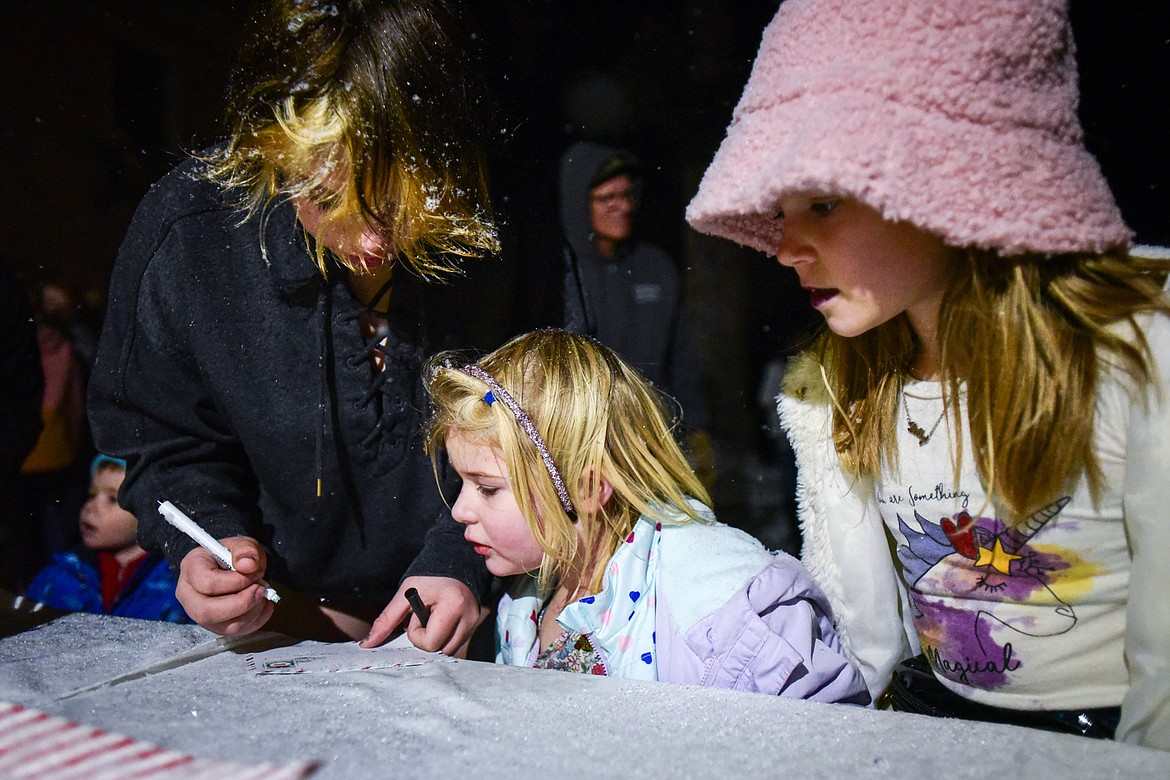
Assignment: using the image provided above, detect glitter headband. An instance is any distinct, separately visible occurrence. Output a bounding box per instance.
[459,364,575,515]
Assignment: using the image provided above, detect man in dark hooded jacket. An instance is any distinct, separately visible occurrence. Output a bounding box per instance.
[559,142,710,434]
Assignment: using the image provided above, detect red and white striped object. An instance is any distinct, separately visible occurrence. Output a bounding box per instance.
[0,702,317,779]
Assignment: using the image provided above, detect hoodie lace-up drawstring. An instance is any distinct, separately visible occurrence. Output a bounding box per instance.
[345,274,403,455]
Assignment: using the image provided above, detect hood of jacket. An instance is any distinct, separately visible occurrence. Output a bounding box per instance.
[558,141,641,263]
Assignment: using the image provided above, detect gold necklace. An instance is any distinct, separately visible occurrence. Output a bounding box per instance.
[902,391,945,446]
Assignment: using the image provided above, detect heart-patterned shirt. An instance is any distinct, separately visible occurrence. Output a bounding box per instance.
[497,511,669,681]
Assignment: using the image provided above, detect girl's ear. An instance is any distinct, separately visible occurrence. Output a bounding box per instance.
[577,469,614,514]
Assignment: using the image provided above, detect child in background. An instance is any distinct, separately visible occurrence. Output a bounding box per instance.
[422,329,867,701]
[27,455,188,623]
[687,0,1169,748]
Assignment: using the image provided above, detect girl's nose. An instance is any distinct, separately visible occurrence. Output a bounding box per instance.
[774,226,809,268]
[450,490,473,525]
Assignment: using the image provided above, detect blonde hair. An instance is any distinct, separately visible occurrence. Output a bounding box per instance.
[201,0,498,279]
[819,248,1170,523]
[425,330,711,593]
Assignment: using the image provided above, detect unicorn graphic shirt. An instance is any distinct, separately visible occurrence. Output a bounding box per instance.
[877,380,1132,711]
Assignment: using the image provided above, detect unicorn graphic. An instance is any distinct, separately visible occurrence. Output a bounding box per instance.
[895,497,1075,688]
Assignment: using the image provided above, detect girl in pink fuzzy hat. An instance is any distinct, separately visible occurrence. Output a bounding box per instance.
[688,0,1170,749]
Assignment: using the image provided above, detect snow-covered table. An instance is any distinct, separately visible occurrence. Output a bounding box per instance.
[1,614,1167,779]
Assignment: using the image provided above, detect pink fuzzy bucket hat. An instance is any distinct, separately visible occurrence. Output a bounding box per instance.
[686,0,1132,257]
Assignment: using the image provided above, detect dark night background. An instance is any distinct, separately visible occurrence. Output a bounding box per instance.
[3,1,1167,545]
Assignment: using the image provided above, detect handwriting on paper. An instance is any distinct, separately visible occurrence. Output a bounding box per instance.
[245,636,454,675]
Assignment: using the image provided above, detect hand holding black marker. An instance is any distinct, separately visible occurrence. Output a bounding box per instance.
[404,587,430,627]
[158,500,281,603]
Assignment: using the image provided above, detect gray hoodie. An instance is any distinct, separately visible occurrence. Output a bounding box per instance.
[559,141,709,431]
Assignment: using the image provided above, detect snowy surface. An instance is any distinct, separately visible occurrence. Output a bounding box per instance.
[1,614,1167,779]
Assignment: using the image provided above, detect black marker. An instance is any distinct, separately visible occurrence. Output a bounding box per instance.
[404,587,430,628]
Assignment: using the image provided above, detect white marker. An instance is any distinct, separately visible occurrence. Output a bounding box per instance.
[158,500,280,603]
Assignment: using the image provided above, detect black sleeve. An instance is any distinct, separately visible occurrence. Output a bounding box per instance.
[404,510,494,600]
[402,457,493,600]
[88,191,258,570]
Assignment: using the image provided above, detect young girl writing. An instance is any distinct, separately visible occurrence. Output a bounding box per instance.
[423,329,867,701]
[686,0,1169,748]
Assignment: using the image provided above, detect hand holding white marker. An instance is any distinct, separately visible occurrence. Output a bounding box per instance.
[158,500,280,603]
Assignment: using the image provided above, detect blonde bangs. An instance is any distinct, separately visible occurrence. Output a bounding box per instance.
[425,363,582,593]
[204,90,498,279]
[425,330,712,595]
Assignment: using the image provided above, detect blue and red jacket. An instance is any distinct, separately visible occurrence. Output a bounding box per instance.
[27,548,189,623]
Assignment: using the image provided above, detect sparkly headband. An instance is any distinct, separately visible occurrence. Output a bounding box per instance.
[458,364,575,515]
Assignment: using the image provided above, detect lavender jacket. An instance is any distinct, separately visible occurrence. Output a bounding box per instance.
[497,502,869,704]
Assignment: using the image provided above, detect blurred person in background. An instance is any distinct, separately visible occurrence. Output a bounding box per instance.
[559,142,712,481]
